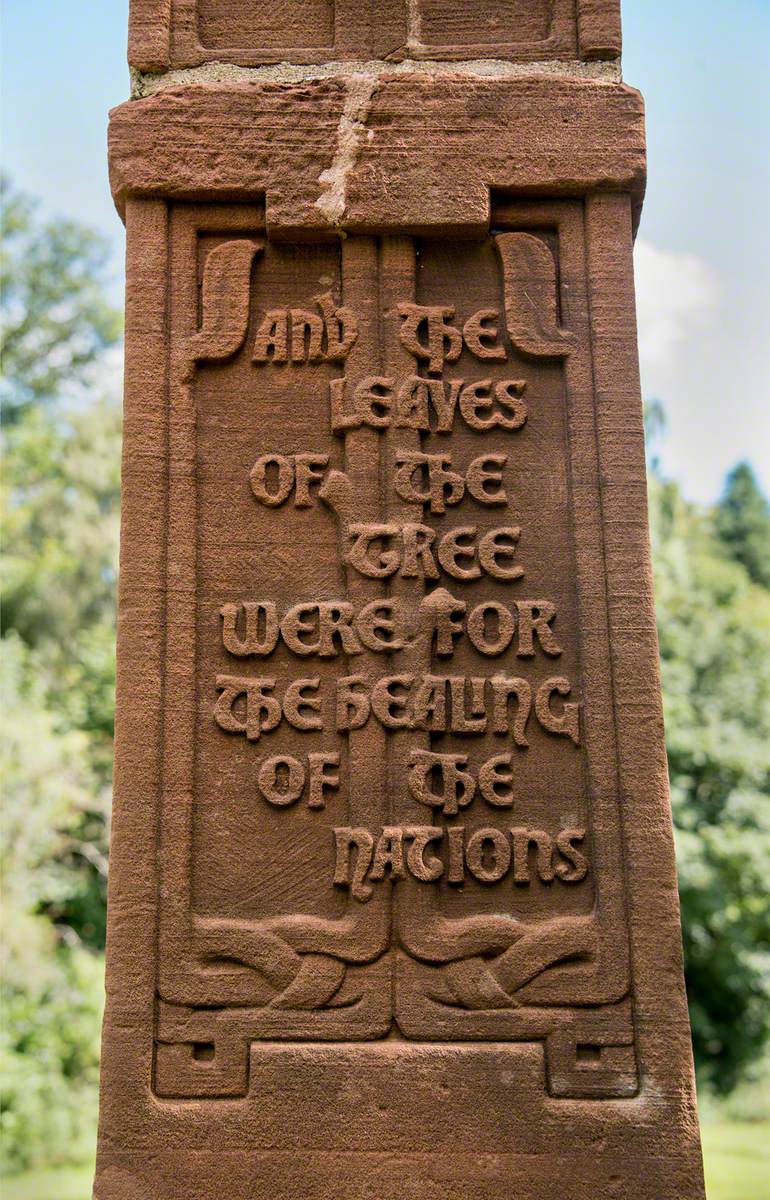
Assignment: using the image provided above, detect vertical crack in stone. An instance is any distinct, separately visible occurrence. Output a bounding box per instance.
[315,75,377,227]
[407,0,423,51]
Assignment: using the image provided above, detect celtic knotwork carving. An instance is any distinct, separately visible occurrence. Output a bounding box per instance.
[397,904,595,1012]
[437,917,595,1010]
[187,904,391,1010]
[269,954,346,1010]
[193,921,345,1009]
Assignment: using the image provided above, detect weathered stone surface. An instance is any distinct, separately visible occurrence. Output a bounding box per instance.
[97,4,704,1198]
[109,75,646,235]
[128,0,622,72]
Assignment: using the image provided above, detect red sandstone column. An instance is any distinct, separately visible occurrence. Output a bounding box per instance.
[96,3,706,1197]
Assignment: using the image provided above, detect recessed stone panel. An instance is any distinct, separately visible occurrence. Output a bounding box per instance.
[416,0,553,48]
[137,201,631,1065]
[127,0,622,70]
[197,0,334,50]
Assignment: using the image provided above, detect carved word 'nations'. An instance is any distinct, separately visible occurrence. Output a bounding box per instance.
[333,824,588,901]
[214,673,580,744]
[220,596,562,660]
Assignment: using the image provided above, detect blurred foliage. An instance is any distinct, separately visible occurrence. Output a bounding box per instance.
[716,461,770,590]
[649,442,770,1094]
[0,173,122,425]
[1,639,105,1170]
[0,181,768,1175]
[1,179,120,1171]
[1,395,122,785]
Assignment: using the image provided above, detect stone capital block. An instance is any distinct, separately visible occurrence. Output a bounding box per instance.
[110,75,646,237]
[96,4,705,1197]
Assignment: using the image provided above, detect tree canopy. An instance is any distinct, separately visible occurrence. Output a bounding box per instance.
[650,470,770,1092]
[715,461,770,590]
[0,173,122,425]
[1,179,121,1170]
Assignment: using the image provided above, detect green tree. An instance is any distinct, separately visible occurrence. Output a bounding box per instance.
[715,461,770,589]
[650,471,770,1093]
[0,173,122,425]
[0,639,105,1171]
[0,178,121,1170]
[1,396,121,781]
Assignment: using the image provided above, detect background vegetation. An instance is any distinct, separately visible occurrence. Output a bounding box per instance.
[1,180,768,1192]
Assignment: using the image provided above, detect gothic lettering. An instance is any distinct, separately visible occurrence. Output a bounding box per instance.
[331,825,589,899]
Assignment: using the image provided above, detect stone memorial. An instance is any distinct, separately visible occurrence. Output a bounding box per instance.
[96,1,706,1196]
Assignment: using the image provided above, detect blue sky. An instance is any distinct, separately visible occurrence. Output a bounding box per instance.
[2,0,768,502]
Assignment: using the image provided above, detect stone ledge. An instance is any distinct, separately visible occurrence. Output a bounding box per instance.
[131,57,623,100]
[109,74,645,237]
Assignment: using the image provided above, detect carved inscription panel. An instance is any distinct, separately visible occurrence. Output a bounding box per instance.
[154,202,636,1100]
